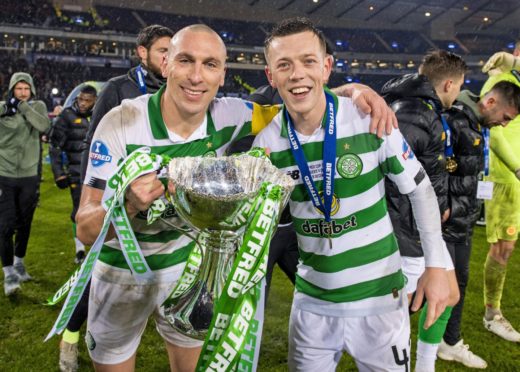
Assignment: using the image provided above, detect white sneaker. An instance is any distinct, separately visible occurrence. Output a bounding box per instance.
[14,263,32,282]
[4,274,21,296]
[483,315,520,342]
[437,339,487,369]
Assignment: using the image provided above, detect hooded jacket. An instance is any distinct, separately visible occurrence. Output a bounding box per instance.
[80,64,165,180]
[0,72,50,178]
[442,95,484,242]
[49,100,93,185]
[381,73,449,257]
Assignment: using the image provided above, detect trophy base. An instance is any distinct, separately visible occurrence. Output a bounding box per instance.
[164,281,213,340]
[164,234,237,340]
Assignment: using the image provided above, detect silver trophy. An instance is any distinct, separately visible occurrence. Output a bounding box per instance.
[164,154,293,340]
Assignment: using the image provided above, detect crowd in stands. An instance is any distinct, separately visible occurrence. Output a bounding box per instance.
[0,50,125,109]
[0,0,516,56]
[0,0,53,27]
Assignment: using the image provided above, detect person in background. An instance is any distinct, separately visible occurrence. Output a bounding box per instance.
[381,50,467,372]
[0,72,50,296]
[80,24,174,182]
[49,84,97,372]
[436,75,520,368]
[479,55,520,343]
[50,85,97,265]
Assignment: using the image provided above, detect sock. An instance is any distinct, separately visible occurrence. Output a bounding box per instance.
[416,305,453,370]
[484,254,506,318]
[74,238,85,253]
[415,340,438,372]
[485,307,502,321]
[3,266,15,276]
[13,256,24,266]
[72,223,85,253]
[63,329,80,344]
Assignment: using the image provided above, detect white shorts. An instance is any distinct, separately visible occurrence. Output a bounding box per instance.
[402,243,455,294]
[86,263,203,365]
[288,303,411,371]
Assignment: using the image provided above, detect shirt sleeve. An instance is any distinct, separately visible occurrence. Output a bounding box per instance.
[380,128,425,195]
[83,105,126,190]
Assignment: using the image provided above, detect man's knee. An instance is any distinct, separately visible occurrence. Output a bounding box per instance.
[165,341,201,372]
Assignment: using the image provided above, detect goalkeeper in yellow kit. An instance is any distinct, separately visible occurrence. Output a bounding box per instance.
[480,46,520,342]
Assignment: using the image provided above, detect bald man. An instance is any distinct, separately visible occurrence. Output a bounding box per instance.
[76,24,397,371]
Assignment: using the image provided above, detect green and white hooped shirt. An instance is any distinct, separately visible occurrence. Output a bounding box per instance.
[84,86,276,282]
[253,93,424,317]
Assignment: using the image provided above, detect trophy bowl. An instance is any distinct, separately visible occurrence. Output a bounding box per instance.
[164,154,294,339]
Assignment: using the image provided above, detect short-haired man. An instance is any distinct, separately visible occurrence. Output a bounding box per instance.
[254,17,451,371]
[381,50,467,371]
[0,72,50,295]
[50,84,97,263]
[49,84,97,372]
[75,23,395,371]
[436,76,520,368]
[477,69,520,344]
[80,24,174,180]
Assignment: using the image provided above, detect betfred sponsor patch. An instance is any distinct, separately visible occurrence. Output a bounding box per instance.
[402,139,415,160]
[90,140,112,167]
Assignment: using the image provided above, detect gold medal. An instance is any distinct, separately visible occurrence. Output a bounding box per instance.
[446,157,458,173]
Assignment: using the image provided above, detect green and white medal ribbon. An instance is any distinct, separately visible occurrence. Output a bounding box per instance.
[199,184,281,371]
[44,268,80,306]
[46,147,164,340]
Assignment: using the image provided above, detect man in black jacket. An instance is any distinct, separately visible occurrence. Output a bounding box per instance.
[49,85,97,372]
[437,78,520,368]
[435,96,488,368]
[50,85,97,264]
[80,24,174,181]
[381,50,467,372]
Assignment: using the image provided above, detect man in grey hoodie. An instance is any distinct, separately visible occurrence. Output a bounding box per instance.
[0,72,50,296]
